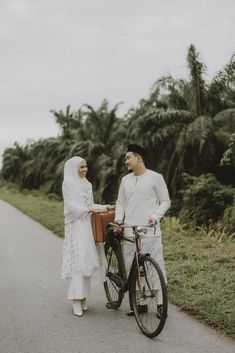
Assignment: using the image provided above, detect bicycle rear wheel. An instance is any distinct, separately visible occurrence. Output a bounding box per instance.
[104,242,124,309]
[130,256,167,338]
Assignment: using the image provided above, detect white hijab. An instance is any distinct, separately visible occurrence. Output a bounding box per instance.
[62,156,93,224]
[63,156,90,192]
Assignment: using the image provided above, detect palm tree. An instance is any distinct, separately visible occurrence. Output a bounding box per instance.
[49,99,126,202]
[1,143,31,187]
[78,100,126,202]
[207,54,235,116]
[187,44,207,116]
[151,46,234,117]
[221,133,235,171]
[126,45,235,195]
[50,105,84,139]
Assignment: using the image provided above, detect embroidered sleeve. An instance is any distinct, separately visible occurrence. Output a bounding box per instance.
[62,182,89,222]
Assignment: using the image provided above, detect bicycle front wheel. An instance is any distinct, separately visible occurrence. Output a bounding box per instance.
[130,256,167,338]
[104,242,124,309]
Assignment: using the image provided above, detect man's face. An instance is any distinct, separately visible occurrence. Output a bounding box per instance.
[125,152,139,171]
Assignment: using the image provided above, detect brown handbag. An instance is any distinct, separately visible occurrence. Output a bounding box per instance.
[91,210,115,242]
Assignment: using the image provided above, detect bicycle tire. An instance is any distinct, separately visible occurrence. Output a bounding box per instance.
[104,241,124,309]
[130,256,167,338]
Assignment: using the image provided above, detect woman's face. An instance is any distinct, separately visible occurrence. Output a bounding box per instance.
[78,160,88,178]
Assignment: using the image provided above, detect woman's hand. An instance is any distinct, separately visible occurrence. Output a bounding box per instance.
[106,205,116,211]
[90,205,115,213]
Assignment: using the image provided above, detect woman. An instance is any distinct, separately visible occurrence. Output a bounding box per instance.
[61,156,113,317]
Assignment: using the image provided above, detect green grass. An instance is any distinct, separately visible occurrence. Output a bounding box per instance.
[162,218,235,338]
[0,185,64,237]
[0,185,234,338]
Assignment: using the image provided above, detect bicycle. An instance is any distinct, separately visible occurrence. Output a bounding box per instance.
[103,223,168,338]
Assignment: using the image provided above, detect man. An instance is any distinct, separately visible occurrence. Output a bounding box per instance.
[115,144,171,316]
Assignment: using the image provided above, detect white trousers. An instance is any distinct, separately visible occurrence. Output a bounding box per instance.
[123,235,167,282]
[123,236,166,305]
[68,271,91,300]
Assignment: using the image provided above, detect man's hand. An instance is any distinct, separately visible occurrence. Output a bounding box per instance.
[113,220,123,234]
[148,217,157,226]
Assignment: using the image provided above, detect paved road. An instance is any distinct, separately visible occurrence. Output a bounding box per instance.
[0,199,234,353]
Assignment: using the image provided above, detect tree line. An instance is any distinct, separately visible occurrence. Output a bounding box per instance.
[1,45,235,231]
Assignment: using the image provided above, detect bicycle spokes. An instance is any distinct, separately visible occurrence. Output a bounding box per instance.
[131,257,167,338]
[104,242,124,308]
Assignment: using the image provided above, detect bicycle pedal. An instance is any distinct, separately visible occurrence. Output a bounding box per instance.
[106,302,119,309]
[137,304,148,313]
[129,304,148,315]
[126,310,135,316]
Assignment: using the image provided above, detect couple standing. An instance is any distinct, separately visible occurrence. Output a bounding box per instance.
[61,144,171,317]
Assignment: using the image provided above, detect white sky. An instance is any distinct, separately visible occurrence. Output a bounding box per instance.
[0,0,234,166]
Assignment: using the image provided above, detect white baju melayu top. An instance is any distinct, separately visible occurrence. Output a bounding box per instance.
[115,169,171,279]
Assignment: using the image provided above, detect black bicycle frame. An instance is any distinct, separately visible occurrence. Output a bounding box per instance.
[108,231,150,295]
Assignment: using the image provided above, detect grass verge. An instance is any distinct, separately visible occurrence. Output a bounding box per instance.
[0,185,234,338]
[0,185,64,237]
[162,217,235,339]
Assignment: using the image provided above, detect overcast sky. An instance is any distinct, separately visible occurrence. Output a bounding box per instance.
[0,0,234,166]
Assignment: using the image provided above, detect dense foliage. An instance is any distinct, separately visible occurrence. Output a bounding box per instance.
[179,173,234,226]
[1,45,235,229]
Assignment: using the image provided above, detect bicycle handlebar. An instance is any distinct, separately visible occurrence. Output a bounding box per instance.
[109,223,155,228]
[108,222,156,236]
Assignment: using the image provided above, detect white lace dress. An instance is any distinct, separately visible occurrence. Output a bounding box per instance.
[61,180,106,300]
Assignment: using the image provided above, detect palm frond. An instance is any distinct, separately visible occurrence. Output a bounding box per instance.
[213,108,235,133]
